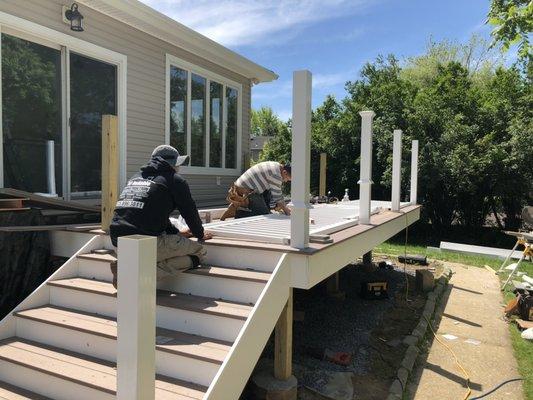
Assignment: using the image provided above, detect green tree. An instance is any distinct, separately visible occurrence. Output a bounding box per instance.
[487,0,532,61]
[251,106,285,137]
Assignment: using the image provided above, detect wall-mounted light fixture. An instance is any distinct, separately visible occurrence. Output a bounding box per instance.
[64,3,84,32]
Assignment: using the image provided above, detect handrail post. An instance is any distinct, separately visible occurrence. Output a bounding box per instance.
[358,111,375,224]
[319,153,327,197]
[117,235,157,400]
[290,70,312,249]
[391,129,402,211]
[410,140,419,205]
[102,114,119,232]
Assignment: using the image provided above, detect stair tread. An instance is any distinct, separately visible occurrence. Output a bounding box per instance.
[48,277,253,320]
[77,252,116,263]
[0,338,206,399]
[0,381,51,400]
[15,306,232,364]
[185,266,270,283]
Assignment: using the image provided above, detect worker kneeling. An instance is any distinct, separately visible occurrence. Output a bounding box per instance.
[222,161,292,220]
[109,145,212,289]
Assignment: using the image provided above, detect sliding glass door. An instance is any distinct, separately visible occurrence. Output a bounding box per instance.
[1,32,118,199]
[1,33,63,195]
[69,53,117,196]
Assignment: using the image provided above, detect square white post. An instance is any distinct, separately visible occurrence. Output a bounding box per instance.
[358,111,375,224]
[391,129,403,211]
[117,235,157,400]
[410,140,419,204]
[290,70,312,249]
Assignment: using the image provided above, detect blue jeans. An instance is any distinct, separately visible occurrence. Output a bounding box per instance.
[235,191,272,219]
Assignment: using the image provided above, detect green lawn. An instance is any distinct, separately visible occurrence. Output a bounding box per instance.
[375,240,533,399]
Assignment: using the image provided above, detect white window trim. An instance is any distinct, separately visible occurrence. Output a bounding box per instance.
[0,11,128,193]
[165,53,242,176]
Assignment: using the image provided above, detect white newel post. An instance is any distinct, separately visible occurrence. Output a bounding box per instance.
[117,235,157,400]
[391,129,403,211]
[410,140,419,204]
[358,111,375,224]
[290,70,312,249]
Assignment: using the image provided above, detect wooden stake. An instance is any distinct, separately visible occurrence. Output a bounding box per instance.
[274,288,293,380]
[101,114,119,232]
[319,153,327,197]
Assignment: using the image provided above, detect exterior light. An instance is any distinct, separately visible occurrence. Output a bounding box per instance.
[65,3,84,32]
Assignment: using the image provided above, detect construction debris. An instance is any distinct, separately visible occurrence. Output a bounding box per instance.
[398,254,428,265]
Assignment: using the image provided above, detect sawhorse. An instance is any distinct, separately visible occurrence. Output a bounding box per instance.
[498,231,533,290]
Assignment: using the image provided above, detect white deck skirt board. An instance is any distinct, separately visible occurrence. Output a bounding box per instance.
[205,200,411,244]
[439,241,523,260]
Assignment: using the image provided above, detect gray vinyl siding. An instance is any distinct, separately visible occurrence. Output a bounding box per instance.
[0,0,252,207]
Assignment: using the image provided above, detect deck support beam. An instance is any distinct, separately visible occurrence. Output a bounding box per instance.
[358,111,375,224]
[275,288,293,380]
[319,153,327,197]
[410,140,419,205]
[101,114,119,232]
[117,235,157,400]
[391,129,403,211]
[290,70,312,249]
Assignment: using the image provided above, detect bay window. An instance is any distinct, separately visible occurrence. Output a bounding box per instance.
[166,55,241,173]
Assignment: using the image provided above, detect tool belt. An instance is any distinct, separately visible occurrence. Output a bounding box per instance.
[220,184,254,220]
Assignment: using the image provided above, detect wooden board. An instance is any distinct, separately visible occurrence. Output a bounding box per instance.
[0,223,100,232]
[0,189,99,212]
[440,241,522,260]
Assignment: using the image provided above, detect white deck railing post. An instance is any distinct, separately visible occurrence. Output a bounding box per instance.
[410,140,419,205]
[391,129,403,211]
[117,235,157,400]
[290,70,312,249]
[358,111,375,224]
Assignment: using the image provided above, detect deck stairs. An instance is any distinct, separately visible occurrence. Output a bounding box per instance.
[0,234,292,399]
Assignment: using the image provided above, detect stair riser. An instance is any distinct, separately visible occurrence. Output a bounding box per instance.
[159,274,264,304]
[0,360,113,400]
[16,318,219,387]
[49,287,245,342]
[202,245,280,272]
[78,260,264,304]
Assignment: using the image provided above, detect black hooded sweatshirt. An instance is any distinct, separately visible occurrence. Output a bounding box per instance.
[109,157,204,246]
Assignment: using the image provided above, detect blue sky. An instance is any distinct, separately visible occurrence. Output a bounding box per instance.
[141,0,496,121]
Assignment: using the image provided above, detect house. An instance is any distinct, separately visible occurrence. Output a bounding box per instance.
[250,135,274,162]
[0,0,277,207]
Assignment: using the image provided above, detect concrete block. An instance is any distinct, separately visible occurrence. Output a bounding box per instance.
[389,379,403,397]
[251,371,298,400]
[397,367,410,387]
[416,269,435,292]
[403,335,419,346]
[401,345,419,372]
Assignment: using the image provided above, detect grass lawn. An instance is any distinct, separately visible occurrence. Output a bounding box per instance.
[375,239,533,400]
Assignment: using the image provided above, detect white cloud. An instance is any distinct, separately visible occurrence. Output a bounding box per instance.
[140,0,371,47]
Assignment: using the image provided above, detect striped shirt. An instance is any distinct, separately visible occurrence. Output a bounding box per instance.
[235,161,284,206]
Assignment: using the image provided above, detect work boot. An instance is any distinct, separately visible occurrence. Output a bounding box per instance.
[110,260,118,290]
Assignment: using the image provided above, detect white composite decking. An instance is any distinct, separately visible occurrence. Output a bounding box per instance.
[205,200,411,244]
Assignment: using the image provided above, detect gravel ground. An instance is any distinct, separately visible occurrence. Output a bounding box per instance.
[263,261,416,394]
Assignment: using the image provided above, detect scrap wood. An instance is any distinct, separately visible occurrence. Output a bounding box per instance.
[0,188,99,212]
[0,222,100,232]
[516,319,533,330]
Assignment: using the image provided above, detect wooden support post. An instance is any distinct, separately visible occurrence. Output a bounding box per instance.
[391,129,403,211]
[358,111,375,224]
[117,235,157,400]
[363,251,372,266]
[319,153,327,197]
[410,140,419,205]
[101,114,119,232]
[275,288,293,380]
[290,70,312,249]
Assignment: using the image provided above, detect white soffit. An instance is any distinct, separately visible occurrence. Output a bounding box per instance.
[77,0,278,83]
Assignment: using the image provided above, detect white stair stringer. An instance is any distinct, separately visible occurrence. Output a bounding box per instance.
[204,253,292,400]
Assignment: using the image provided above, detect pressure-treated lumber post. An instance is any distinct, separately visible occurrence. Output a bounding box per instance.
[290,70,312,249]
[117,235,157,400]
[391,129,403,211]
[410,140,419,205]
[319,153,327,197]
[275,288,293,380]
[101,114,119,232]
[358,111,375,224]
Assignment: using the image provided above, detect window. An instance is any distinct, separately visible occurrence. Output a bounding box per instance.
[166,55,241,173]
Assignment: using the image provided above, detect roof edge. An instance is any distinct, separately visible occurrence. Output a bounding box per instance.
[77,0,278,83]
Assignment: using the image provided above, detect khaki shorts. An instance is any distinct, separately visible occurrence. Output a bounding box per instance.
[156,234,207,280]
